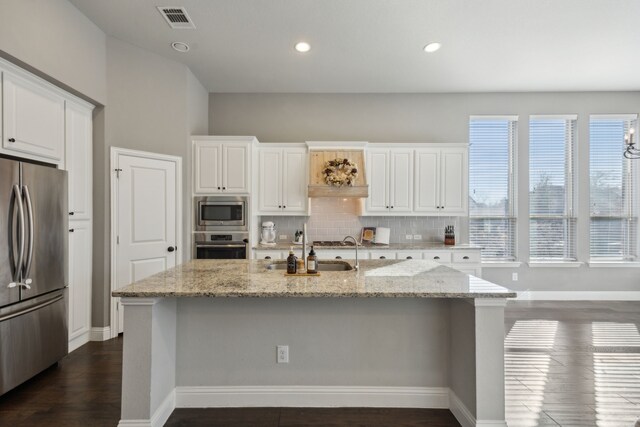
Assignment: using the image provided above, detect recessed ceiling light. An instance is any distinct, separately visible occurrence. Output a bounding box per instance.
[294,42,311,53]
[171,41,190,53]
[423,42,441,53]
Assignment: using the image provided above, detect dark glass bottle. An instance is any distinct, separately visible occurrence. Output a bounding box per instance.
[287,249,297,274]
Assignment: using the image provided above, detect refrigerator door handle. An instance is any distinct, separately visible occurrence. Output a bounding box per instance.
[22,185,34,281]
[10,184,25,283]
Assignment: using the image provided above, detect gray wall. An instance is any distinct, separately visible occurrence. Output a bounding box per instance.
[0,0,106,104]
[92,37,209,326]
[211,92,640,293]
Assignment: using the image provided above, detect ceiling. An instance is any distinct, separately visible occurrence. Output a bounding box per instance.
[70,0,640,93]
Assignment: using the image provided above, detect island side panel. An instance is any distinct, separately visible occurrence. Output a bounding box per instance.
[449,299,477,419]
[120,298,177,425]
[473,299,507,425]
[175,298,450,398]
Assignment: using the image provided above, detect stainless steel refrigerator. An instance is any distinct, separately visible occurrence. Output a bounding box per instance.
[0,157,68,395]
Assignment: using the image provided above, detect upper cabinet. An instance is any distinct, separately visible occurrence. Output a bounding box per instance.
[365,144,468,217]
[415,146,468,216]
[193,137,255,194]
[1,70,65,164]
[365,148,413,214]
[66,101,93,220]
[257,145,308,215]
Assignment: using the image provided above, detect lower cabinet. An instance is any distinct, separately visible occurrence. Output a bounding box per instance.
[68,221,92,352]
[253,248,482,277]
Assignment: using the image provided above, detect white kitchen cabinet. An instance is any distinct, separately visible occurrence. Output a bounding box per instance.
[414,146,468,216]
[65,101,93,220]
[370,251,397,260]
[365,149,413,214]
[68,221,92,352]
[193,137,254,194]
[254,250,284,260]
[257,145,308,215]
[1,70,65,163]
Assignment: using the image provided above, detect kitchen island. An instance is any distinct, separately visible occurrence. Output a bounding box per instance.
[113,259,515,427]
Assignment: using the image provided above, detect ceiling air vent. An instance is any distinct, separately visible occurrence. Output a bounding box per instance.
[157,6,196,29]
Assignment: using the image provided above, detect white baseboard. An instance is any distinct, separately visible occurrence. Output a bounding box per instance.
[516,291,640,301]
[449,391,507,427]
[175,386,450,409]
[90,326,112,341]
[68,331,90,352]
[449,391,475,427]
[118,390,175,427]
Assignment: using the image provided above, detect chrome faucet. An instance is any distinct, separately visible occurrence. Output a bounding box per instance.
[342,236,359,271]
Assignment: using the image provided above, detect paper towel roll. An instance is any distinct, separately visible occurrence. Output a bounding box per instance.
[375,227,390,245]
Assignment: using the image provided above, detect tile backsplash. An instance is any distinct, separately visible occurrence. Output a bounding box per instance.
[260,198,460,244]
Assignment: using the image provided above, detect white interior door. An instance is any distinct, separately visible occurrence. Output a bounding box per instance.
[114,152,178,333]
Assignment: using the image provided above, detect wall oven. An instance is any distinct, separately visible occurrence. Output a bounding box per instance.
[194,233,249,259]
[194,196,248,231]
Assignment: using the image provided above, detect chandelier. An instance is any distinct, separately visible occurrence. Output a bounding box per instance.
[624,128,639,159]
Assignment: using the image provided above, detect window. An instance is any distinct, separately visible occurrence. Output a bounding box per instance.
[529,116,577,261]
[590,115,638,260]
[469,116,517,260]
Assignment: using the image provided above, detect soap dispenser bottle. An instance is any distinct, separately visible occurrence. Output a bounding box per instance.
[287,248,297,274]
[307,246,317,274]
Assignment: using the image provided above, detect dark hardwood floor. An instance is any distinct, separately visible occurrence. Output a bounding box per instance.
[0,301,638,426]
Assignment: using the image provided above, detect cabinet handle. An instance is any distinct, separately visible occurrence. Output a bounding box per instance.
[391,206,394,209]
[69,212,75,215]
[463,256,469,260]
[434,256,440,260]
[8,138,15,143]
[218,187,221,190]
[223,187,226,190]
[406,256,413,259]
[335,256,342,259]
[379,256,386,259]
[441,206,444,209]
[265,256,271,260]
[278,205,282,208]
[283,206,286,209]
[386,206,389,209]
[69,229,75,233]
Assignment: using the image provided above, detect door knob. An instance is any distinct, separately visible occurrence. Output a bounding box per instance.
[168,246,176,252]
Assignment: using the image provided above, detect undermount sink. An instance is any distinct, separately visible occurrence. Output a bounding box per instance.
[266,260,354,272]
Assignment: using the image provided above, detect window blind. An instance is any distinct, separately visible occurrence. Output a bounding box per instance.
[590,115,638,260]
[469,116,517,260]
[529,116,577,260]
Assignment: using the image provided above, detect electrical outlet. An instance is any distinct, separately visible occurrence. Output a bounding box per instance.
[277,345,289,363]
[512,273,518,281]
[413,234,422,240]
[405,234,413,240]
[279,235,288,241]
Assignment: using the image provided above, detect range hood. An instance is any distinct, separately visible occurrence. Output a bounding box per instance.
[306,141,369,198]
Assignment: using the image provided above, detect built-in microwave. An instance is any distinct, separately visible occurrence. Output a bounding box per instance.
[194,196,248,231]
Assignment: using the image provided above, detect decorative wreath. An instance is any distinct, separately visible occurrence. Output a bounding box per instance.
[323,158,359,187]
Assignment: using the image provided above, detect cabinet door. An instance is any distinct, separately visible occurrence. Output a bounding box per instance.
[414,149,440,214]
[258,148,282,213]
[389,150,413,212]
[282,148,308,214]
[254,250,283,260]
[2,71,64,162]
[194,142,222,193]
[366,150,390,213]
[369,251,397,260]
[440,148,468,215]
[68,221,92,349]
[223,144,249,193]
[65,102,93,220]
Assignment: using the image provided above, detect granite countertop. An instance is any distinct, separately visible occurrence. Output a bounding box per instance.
[253,243,481,251]
[112,259,515,299]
